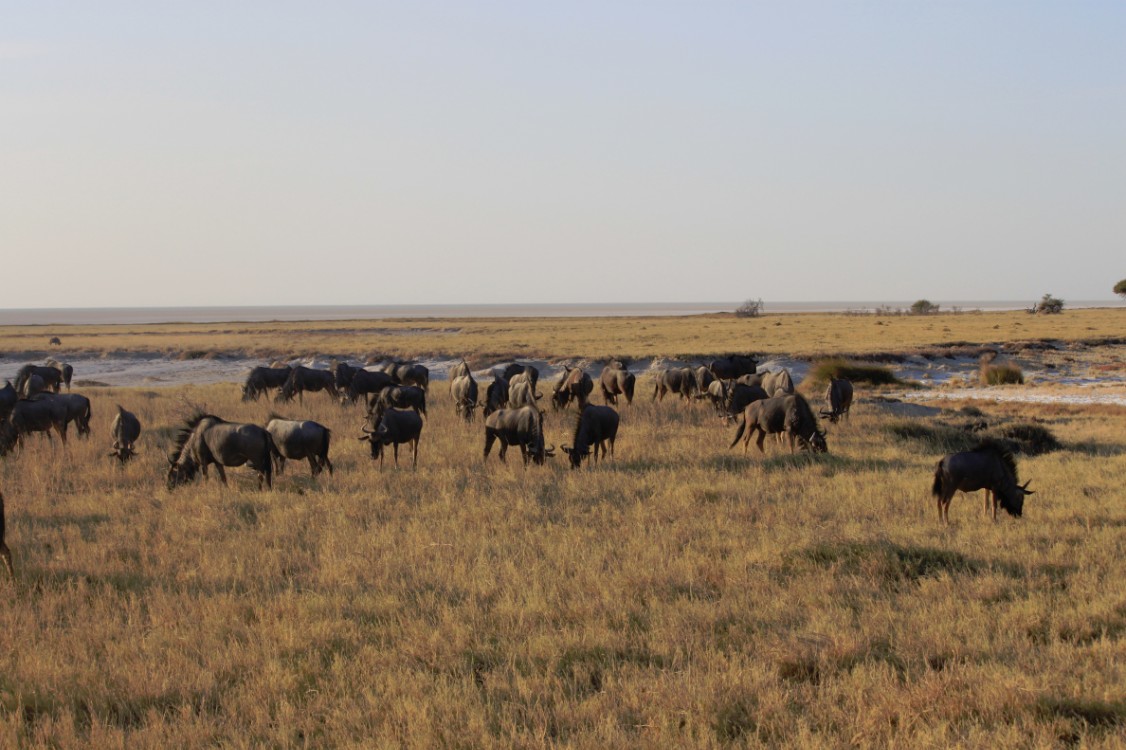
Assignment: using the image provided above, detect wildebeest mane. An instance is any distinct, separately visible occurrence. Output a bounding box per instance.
[971,438,1018,482]
[169,411,223,462]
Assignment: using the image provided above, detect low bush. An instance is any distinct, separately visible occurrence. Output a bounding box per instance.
[808,358,899,386]
[981,363,1025,386]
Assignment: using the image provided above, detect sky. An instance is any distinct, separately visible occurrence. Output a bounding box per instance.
[2,2,1124,308]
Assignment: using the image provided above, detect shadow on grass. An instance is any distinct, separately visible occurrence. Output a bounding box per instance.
[1036,696,1126,729]
[1067,441,1126,457]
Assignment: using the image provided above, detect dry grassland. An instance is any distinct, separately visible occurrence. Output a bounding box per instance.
[1,370,1125,747]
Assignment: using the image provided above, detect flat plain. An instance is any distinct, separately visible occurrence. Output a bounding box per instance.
[1,308,1124,747]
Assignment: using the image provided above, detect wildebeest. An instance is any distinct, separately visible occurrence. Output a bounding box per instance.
[347,368,396,404]
[483,375,509,417]
[561,404,620,469]
[277,366,339,403]
[450,373,479,422]
[709,355,758,380]
[381,361,430,390]
[502,363,540,391]
[449,360,472,382]
[652,367,696,402]
[36,393,92,438]
[931,439,1034,523]
[334,362,361,392]
[265,416,333,477]
[109,405,142,464]
[15,364,63,395]
[735,372,765,389]
[821,378,854,423]
[599,363,636,406]
[61,364,73,391]
[483,406,555,466]
[372,385,427,417]
[0,397,71,455]
[761,369,795,397]
[724,382,770,423]
[695,366,716,395]
[0,491,11,577]
[0,381,18,422]
[167,413,280,490]
[729,394,827,455]
[241,365,292,402]
[49,336,61,346]
[359,408,423,469]
[552,366,594,410]
[21,374,47,398]
[700,378,729,416]
[508,378,540,410]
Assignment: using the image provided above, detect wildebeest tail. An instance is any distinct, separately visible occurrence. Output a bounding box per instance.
[729,414,747,449]
[931,461,944,499]
[0,490,10,576]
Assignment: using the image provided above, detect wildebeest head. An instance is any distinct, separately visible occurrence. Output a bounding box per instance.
[166,455,199,489]
[997,480,1034,518]
[802,429,829,454]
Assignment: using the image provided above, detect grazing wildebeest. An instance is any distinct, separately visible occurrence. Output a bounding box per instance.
[450,373,479,422]
[652,367,696,402]
[37,393,92,438]
[265,416,333,477]
[821,378,854,424]
[730,394,827,455]
[724,382,770,423]
[600,364,636,406]
[508,378,540,410]
[562,404,619,469]
[502,363,540,390]
[483,406,555,466]
[761,369,795,397]
[0,381,17,422]
[932,439,1034,523]
[709,355,758,381]
[49,336,61,346]
[277,366,339,404]
[484,375,509,417]
[359,408,423,469]
[167,413,280,490]
[695,366,716,395]
[372,385,427,417]
[0,491,11,577]
[241,365,292,402]
[15,364,63,395]
[382,361,430,390]
[552,366,594,410]
[109,405,141,464]
[0,397,71,455]
[700,378,729,416]
[347,368,396,404]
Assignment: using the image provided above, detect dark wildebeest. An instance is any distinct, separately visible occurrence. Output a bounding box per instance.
[0,397,71,455]
[600,363,636,406]
[730,394,827,455]
[931,439,1034,523]
[483,406,555,466]
[761,369,795,397]
[652,367,696,402]
[15,364,63,395]
[508,378,540,410]
[450,373,479,422]
[695,366,716,395]
[167,413,280,490]
[735,372,765,389]
[334,362,361,392]
[709,355,758,381]
[821,378,854,424]
[503,363,540,391]
[483,375,509,417]
[0,491,11,577]
[562,404,620,469]
[700,378,729,416]
[0,381,17,422]
[49,336,61,346]
[347,368,396,404]
[61,364,73,391]
[359,408,423,469]
[382,361,430,390]
[724,382,770,423]
[277,366,339,404]
[241,365,292,402]
[21,374,47,399]
[109,405,142,464]
[37,393,92,438]
[552,366,594,410]
[265,416,333,477]
[372,385,427,417]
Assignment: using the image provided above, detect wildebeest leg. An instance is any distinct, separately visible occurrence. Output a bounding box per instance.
[755,429,767,454]
[0,542,10,577]
[983,490,990,516]
[393,443,400,466]
[411,438,418,469]
[608,437,615,460]
[322,454,334,476]
[497,441,508,463]
[483,432,497,461]
[213,464,228,486]
[307,456,320,477]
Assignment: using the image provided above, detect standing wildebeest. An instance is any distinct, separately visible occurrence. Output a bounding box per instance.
[36,393,92,438]
[600,363,636,406]
[450,373,479,422]
[21,374,47,399]
[265,416,333,477]
[483,406,555,466]
[821,378,854,423]
[508,378,540,410]
[14,364,63,395]
[372,385,427,417]
[277,366,339,404]
[109,405,141,464]
[709,355,758,381]
[449,359,472,382]
[45,359,73,391]
[561,404,619,469]
[0,397,71,455]
[381,361,430,390]
[724,382,770,423]
[483,375,509,417]
[347,368,396,404]
[0,381,17,422]
[761,369,795,397]
[730,394,827,455]
[502,363,539,391]
[931,440,1034,523]
[0,491,11,577]
[241,365,292,402]
[334,362,361,392]
[167,413,280,490]
[701,378,729,416]
[652,367,696,402]
[695,366,716,395]
[735,372,765,389]
[552,366,594,410]
[359,408,423,469]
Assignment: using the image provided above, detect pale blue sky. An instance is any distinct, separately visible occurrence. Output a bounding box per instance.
[2,2,1123,307]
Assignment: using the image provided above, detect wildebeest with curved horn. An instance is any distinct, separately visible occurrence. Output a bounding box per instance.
[709,355,758,381]
[483,374,509,417]
[761,369,795,397]
[730,393,827,455]
[167,413,280,490]
[821,378,854,424]
[277,366,339,404]
[450,373,479,422]
[599,363,636,406]
[561,404,619,469]
[652,367,696,402]
[241,365,292,402]
[552,366,594,410]
[371,385,427,417]
[265,415,333,477]
[0,381,17,423]
[932,439,1033,523]
[0,397,71,456]
[381,361,430,390]
[0,491,12,577]
[483,406,554,466]
[109,405,141,464]
[14,364,63,395]
[359,407,423,469]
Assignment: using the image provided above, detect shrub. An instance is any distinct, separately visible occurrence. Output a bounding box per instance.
[1000,423,1061,455]
[808,358,899,386]
[1033,293,1064,314]
[980,362,1025,386]
[883,421,977,453]
[1115,279,1126,299]
[910,299,940,315]
[735,298,764,318]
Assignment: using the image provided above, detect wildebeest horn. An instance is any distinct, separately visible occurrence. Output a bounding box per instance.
[1021,480,1035,495]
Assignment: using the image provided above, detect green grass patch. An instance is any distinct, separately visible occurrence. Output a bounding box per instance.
[808,358,900,386]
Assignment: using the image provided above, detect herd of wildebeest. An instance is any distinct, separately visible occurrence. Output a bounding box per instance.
[0,352,1036,576]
